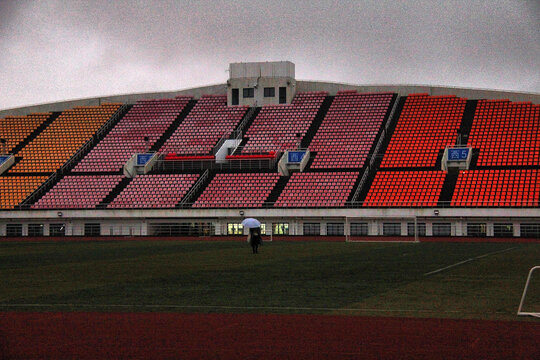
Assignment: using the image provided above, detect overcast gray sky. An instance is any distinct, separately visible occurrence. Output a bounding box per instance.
[0,0,538,110]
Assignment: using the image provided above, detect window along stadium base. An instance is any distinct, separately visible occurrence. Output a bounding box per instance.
[517,266,540,318]
[345,217,420,243]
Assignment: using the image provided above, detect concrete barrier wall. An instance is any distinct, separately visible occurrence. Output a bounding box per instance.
[297,81,540,102]
[0,84,227,117]
[2,81,538,118]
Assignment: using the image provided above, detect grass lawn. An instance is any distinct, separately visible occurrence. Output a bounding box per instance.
[1,240,538,321]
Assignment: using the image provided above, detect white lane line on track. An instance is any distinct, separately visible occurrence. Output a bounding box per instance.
[423,246,518,276]
[0,303,461,313]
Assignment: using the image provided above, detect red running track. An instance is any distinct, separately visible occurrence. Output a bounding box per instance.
[1,312,539,359]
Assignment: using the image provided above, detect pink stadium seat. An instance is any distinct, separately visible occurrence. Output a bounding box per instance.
[309,91,393,168]
[275,172,358,207]
[32,175,124,209]
[159,95,248,156]
[242,92,327,153]
[193,173,280,208]
[74,97,192,172]
[109,174,199,208]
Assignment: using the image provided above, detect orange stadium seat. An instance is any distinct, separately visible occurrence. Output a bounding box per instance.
[9,104,121,173]
[0,176,48,209]
[0,113,51,154]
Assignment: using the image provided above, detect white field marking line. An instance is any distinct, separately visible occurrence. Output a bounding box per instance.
[0,303,460,314]
[347,240,419,244]
[424,246,518,276]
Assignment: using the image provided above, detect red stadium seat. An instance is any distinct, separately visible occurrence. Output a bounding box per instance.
[468,100,540,166]
[364,171,446,207]
[381,94,466,168]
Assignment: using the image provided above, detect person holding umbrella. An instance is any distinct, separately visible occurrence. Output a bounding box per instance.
[241,218,263,254]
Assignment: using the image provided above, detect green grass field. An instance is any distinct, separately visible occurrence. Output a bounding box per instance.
[1,240,539,321]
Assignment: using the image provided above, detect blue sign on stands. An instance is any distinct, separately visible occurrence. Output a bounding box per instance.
[288,151,306,163]
[0,155,9,165]
[136,153,153,166]
[448,148,469,161]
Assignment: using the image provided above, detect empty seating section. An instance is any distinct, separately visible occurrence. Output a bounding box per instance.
[275,172,358,207]
[468,100,540,166]
[0,176,48,209]
[364,171,446,207]
[193,173,280,208]
[309,91,393,168]
[381,94,466,168]
[0,113,50,153]
[74,97,191,172]
[160,95,248,155]
[451,169,540,207]
[243,92,327,153]
[109,174,199,208]
[32,175,123,209]
[10,104,121,173]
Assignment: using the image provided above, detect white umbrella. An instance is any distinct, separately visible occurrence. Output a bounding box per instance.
[241,218,261,228]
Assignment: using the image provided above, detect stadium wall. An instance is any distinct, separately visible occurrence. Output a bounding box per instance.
[0,208,538,238]
[0,84,227,117]
[2,82,539,117]
[1,81,539,239]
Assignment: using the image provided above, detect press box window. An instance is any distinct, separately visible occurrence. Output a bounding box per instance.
[243,88,254,98]
[231,88,239,105]
[264,87,275,97]
[279,87,286,104]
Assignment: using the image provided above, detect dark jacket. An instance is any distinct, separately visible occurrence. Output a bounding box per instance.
[249,227,262,245]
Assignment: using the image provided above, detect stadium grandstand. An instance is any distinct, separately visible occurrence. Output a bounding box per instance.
[0,61,539,239]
